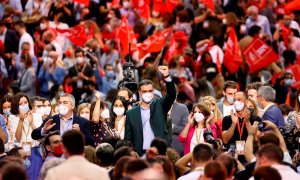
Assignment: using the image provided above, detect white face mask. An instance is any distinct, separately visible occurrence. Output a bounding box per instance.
[234,101,244,112]
[80,113,90,120]
[36,107,45,116]
[298,96,300,103]
[3,108,11,116]
[44,106,52,116]
[101,109,110,119]
[226,96,234,105]
[113,107,125,116]
[58,105,69,116]
[141,93,153,103]
[194,112,205,123]
[76,57,84,64]
[19,104,29,113]
[40,23,47,30]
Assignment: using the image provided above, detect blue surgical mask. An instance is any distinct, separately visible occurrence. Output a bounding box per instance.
[23,158,31,169]
[3,108,11,115]
[106,71,116,79]
[58,91,64,97]
[19,104,29,112]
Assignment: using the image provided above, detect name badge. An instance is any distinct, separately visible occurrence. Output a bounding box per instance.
[236,140,245,155]
[22,142,32,156]
[77,79,83,88]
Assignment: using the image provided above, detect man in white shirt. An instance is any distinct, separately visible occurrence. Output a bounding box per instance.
[177,144,213,180]
[253,144,300,180]
[217,81,238,117]
[14,21,35,56]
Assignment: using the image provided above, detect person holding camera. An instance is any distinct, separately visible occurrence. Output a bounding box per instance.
[178,103,217,155]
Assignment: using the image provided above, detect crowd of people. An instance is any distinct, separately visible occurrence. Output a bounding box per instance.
[0,0,300,179]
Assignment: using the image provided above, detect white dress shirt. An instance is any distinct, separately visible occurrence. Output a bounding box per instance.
[18,32,35,56]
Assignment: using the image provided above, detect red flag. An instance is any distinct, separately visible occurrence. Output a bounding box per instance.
[285,64,300,88]
[223,27,242,74]
[132,0,150,19]
[111,0,120,7]
[115,17,137,56]
[166,34,176,62]
[203,0,214,11]
[56,24,92,47]
[153,0,165,13]
[243,38,279,73]
[166,0,179,13]
[285,0,300,11]
[72,0,90,7]
[138,27,172,58]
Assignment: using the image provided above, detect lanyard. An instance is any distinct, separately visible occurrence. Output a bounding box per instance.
[237,119,245,140]
[22,122,31,142]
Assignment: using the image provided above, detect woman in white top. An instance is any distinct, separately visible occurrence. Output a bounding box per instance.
[110,96,127,140]
[8,93,43,149]
[77,103,91,121]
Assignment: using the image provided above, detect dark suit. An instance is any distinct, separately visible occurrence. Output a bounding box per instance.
[31,114,94,146]
[125,81,176,156]
[4,29,19,55]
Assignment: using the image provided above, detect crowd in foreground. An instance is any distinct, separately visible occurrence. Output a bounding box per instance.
[1,0,300,180]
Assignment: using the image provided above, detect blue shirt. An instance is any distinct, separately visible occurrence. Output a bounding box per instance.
[262,105,285,128]
[141,106,155,150]
[59,115,73,136]
[95,68,118,96]
[0,115,8,143]
[38,65,65,93]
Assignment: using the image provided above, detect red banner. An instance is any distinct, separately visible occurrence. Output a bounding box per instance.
[286,64,300,88]
[72,0,90,7]
[223,27,242,74]
[56,24,92,47]
[285,0,300,11]
[115,17,137,56]
[203,0,214,11]
[243,38,279,73]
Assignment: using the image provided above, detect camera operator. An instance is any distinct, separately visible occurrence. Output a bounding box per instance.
[222,92,261,162]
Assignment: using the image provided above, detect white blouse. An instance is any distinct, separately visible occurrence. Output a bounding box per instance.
[8,113,43,147]
[115,117,125,140]
[190,128,205,153]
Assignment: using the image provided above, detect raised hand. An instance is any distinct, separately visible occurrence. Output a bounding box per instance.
[231,110,238,126]
[43,119,56,131]
[158,66,169,77]
[95,91,101,100]
[188,113,194,125]
[72,124,80,131]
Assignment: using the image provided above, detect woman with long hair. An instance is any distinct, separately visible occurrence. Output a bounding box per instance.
[178,103,218,155]
[110,96,127,140]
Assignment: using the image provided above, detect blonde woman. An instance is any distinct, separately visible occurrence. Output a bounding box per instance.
[77,103,91,120]
[202,96,223,138]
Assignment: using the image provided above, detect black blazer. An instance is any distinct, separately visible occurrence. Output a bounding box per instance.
[4,29,19,54]
[31,114,94,146]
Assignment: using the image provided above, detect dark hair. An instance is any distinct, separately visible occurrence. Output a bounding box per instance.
[62,130,85,155]
[115,140,133,150]
[192,103,211,128]
[14,20,26,28]
[283,50,296,66]
[108,39,117,48]
[113,156,133,180]
[74,48,84,56]
[148,156,176,180]
[124,159,149,175]
[248,25,262,37]
[177,9,190,23]
[114,146,135,163]
[105,89,119,103]
[257,144,283,164]
[90,100,108,120]
[247,82,262,91]
[30,96,43,108]
[258,132,280,146]
[204,161,227,180]
[96,143,114,167]
[111,96,128,127]
[223,81,238,91]
[150,138,167,155]
[7,147,23,158]
[193,144,213,163]
[0,138,4,154]
[104,64,113,71]
[21,53,33,68]
[44,131,60,147]
[0,161,27,180]
[10,92,32,115]
[253,166,282,180]
[138,79,153,90]
[118,87,133,99]
[278,104,293,116]
[0,95,13,114]
[216,154,235,177]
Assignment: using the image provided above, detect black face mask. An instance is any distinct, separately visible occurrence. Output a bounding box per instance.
[248,108,255,114]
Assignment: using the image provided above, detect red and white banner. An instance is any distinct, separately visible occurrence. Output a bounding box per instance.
[223,27,242,74]
[72,0,90,7]
[132,0,150,19]
[286,64,300,88]
[115,17,137,56]
[243,38,279,73]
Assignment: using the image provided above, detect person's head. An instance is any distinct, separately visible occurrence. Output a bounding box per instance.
[256,144,283,168]
[84,146,97,164]
[114,146,137,163]
[233,92,247,112]
[106,39,117,52]
[257,86,276,108]
[14,20,26,34]
[0,94,13,115]
[40,16,49,30]
[77,103,91,120]
[248,25,262,38]
[10,92,32,115]
[226,12,239,27]
[74,48,85,66]
[113,156,134,180]
[90,100,109,121]
[253,166,282,180]
[111,96,127,123]
[30,96,44,114]
[39,158,65,180]
[258,132,280,147]
[202,96,222,119]
[62,130,85,158]
[278,104,293,122]
[192,144,213,167]
[199,161,227,180]
[147,138,167,158]
[48,51,58,64]
[247,6,259,21]
[201,51,213,64]
[0,20,7,34]
[223,81,238,105]
[148,156,176,180]
[138,79,154,104]
[247,82,262,101]
[246,98,258,115]
[57,93,75,116]
[104,64,116,80]
[21,42,30,55]
[118,87,133,102]
[20,48,33,69]
[191,103,211,128]
[44,131,63,157]
[42,30,55,44]
[43,99,52,117]
[283,13,293,28]
[123,159,149,177]
[7,147,28,163]
[0,161,27,180]
[96,143,115,167]
[216,154,236,178]
[283,50,296,67]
